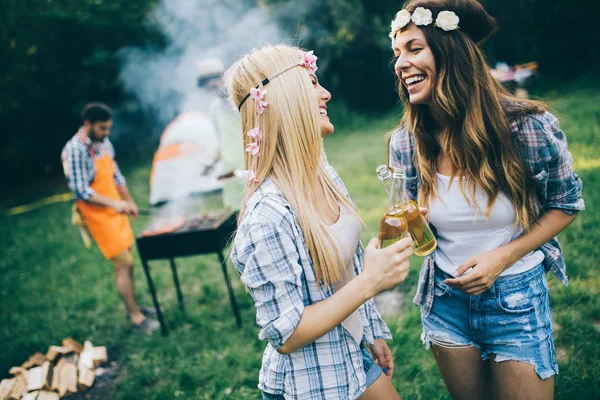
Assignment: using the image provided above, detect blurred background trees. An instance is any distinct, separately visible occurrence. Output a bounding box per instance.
[0,0,162,189]
[1,0,598,191]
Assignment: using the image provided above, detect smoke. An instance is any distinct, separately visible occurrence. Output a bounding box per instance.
[118,0,286,130]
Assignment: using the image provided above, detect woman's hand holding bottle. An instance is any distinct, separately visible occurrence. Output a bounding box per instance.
[360,236,413,297]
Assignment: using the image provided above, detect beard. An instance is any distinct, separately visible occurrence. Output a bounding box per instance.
[89,128,107,143]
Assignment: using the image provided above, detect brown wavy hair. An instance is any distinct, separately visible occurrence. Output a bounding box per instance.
[393,0,546,230]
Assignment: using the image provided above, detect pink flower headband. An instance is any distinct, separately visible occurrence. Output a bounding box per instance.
[238,50,318,185]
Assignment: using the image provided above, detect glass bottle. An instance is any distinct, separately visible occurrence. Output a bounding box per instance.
[376,165,438,256]
[377,166,409,249]
[376,164,392,195]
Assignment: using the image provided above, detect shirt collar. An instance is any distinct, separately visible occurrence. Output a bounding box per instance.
[77,127,93,146]
[77,127,106,148]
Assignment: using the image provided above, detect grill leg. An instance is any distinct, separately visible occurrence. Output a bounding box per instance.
[217,250,242,327]
[169,258,184,310]
[140,257,168,336]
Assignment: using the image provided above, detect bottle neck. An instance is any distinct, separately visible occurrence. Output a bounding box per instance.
[387,173,407,210]
[376,165,392,195]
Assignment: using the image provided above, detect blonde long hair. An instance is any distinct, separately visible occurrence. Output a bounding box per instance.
[394,0,545,230]
[225,44,357,285]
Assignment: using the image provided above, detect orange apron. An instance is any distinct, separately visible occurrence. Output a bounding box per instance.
[75,134,134,259]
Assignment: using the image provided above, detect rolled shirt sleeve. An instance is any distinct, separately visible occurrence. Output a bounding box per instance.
[535,114,584,214]
[232,203,305,350]
[61,144,95,201]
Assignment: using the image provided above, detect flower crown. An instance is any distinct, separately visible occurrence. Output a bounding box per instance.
[238,51,318,185]
[389,7,460,40]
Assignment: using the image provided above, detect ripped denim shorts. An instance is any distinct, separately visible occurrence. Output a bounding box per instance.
[421,263,558,379]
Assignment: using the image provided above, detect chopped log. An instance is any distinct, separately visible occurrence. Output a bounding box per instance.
[50,357,67,392]
[77,368,95,392]
[62,353,79,366]
[45,346,63,362]
[37,392,59,400]
[46,367,53,392]
[55,357,66,369]
[27,361,50,392]
[21,353,46,369]
[22,391,39,400]
[0,379,15,400]
[61,338,83,354]
[49,365,61,393]
[78,343,94,370]
[8,367,26,376]
[58,364,77,397]
[92,347,108,367]
[7,374,27,400]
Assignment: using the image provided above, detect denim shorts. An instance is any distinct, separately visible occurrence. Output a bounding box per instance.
[261,343,382,399]
[421,264,558,379]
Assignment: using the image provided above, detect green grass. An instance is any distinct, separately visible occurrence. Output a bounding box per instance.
[1,84,599,399]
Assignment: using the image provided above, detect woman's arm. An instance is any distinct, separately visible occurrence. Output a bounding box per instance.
[278,268,374,354]
[447,113,584,295]
[504,210,577,266]
[279,237,413,354]
[234,197,413,355]
[446,210,577,295]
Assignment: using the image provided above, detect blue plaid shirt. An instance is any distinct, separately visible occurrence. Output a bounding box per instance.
[61,129,126,201]
[231,164,392,399]
[389,111,585,317]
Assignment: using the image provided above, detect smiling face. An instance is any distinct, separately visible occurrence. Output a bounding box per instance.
[309,73,334,137]
[393,23,437,106]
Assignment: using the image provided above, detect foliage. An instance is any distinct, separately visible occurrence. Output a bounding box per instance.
[0,0,162,188]
[1,0,599,198]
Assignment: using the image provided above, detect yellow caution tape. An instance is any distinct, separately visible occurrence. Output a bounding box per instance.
[6,193,95,250]
[5,192,73,216]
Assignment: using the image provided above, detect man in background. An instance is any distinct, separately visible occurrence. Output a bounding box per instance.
[197,58,244,211]
[61,102,159,333]
[148,59,244,209]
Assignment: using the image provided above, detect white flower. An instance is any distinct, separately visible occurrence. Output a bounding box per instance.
[435,10,460,31]
[389,9,411,38]
[411,7,433,26]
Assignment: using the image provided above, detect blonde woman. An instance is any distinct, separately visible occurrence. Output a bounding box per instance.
[388,1,584,399]
[228,45,411,399]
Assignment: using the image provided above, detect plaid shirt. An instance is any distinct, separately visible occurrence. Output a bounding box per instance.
[61,129,126,201]
[389,111,585,317]
[231,164,392,400]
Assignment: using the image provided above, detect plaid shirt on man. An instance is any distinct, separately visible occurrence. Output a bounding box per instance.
[231,164,392,400]
[389,111,585,317]
[61,129,127,201]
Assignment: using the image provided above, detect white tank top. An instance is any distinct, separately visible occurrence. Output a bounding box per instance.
[428,173,544,277]
[328,203,364,344]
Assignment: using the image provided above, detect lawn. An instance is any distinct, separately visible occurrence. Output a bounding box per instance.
[1,83,599,399]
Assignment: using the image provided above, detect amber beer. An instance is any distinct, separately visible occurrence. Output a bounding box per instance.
[376,165,437,255]
[403,199,437,256]
[377,208,409,249]
[376,166,409,248]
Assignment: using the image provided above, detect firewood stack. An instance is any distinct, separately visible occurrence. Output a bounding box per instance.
[0,338,107,400]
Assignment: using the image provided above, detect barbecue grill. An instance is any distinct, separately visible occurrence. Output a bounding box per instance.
[136,206,241,336]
